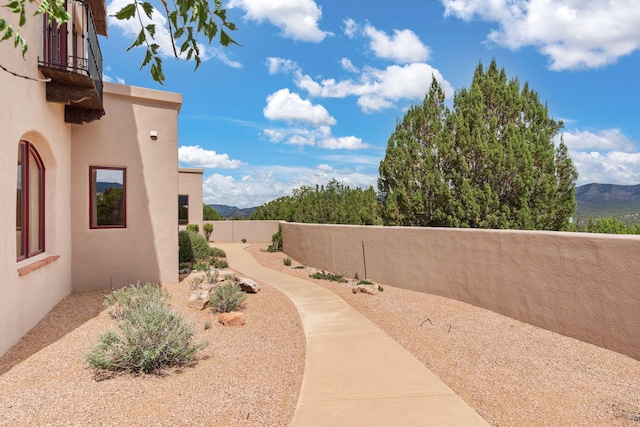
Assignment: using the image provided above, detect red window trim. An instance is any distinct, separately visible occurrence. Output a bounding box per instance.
[17,140,45,261]
[89,166,127,229]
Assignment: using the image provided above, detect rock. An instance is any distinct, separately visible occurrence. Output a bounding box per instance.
[356,285,378,295]
[218,312,246,326]
[189,297,209,310]
[238,278,260,293]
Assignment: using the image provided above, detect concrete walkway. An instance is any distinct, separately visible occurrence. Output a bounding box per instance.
[218,244,490,427]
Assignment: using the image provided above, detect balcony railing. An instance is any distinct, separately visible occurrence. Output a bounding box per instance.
[38,0,105,123]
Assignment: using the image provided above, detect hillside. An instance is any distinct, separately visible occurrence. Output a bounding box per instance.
[575,183,640,225]
[209,204,256,219]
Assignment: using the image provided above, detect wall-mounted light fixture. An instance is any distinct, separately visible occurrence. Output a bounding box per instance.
[150,131,158,141]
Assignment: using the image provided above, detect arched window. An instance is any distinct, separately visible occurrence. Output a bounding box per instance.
[17,141,45,260]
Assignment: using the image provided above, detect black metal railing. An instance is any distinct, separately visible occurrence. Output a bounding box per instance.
[40,0,103,103]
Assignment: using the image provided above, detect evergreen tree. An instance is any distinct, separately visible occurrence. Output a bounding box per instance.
[378,60,578,230]
[251,179,382,225]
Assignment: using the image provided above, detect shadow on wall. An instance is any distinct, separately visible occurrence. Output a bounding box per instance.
[0,291,105,375]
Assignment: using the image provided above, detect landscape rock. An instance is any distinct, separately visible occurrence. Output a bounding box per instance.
[238,278,260,293]
[356,285,378,295]
[218,312,246,326]
[189,297,209,310]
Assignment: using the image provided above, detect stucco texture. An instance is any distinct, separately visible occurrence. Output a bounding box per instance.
[282,223,640,360]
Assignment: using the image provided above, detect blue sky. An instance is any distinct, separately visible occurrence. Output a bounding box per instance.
[102,0,640,208]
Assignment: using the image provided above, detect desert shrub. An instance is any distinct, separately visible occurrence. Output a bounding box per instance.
[189,276,205,290]
[104,282,169,320]
[357,279,373,285]
[241,238,247,243]
[186,231,213,262]
[209,284,247,313]
[293,265,306,269]
[309,270,347,283]
[192,261,211,271]
[87,288,205,374]
[203,223,213,239]
[283,257,292,266]
[204,269,219,284]
[186,224,199,233]
[211,247,226,258]
[87,301,204,374]
[377,285,384,292]
[267,230,282,252]
[179,230,194,263]
[212,259,228,269]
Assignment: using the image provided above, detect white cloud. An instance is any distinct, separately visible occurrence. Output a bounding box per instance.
[343,18,359,38]
[295,63,454,113]
[178,145,244,169]
[263,88,336,126]
[107,0,241,68]
[562,129,636,153]
[266,57,299,74]
[363,25,430,63]
[559,128,640,185]
[228,0,330,42]
[104,74,125,84]
[263,125,369,150]
[340,58,358,73]
[202,165,378,207]
[442,0,640,70]
[262,89,369,150]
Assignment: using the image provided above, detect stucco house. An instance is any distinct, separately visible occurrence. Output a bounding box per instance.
[1,0,201,357]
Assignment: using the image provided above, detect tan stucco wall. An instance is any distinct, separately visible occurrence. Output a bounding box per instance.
[178,168,204,233]
[205,220,281,243]
[0,14,74,357]
[282,223,640,360]
[70,83,182,291]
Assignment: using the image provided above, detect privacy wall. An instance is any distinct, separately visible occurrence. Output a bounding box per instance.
[205,220,280,243]
[281,223,640,360]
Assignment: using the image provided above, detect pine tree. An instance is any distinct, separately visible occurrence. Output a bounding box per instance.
[378,60,578,230]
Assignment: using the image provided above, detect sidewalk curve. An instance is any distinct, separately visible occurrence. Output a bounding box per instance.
[217,243,490,427]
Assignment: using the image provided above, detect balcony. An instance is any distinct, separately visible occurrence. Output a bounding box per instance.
[38,0,106,124]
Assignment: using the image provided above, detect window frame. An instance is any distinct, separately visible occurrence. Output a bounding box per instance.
[178,194,189,225]
[89,166,127,229]
[17,140,46,261]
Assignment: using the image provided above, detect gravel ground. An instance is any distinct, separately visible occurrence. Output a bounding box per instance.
[3,245,639,427]
[0,263,305,427]
[247,245,640,427]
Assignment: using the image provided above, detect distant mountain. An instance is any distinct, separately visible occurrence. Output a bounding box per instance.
[575,183,640,225]
[210,204,256,219]
[96,182,123,193]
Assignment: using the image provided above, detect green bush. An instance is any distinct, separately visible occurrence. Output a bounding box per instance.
[179,230,194,263]
[241,238,247,243]
[87,287,205,374]
[267,230,282,252]
[283,257,292,266]
[211,247,226,257]
[189,231,213,261]
[104,282,169,320]
[186,224,199,233]
[212,259,229,269]
[209,284,247,313]
[202,224,213,240]
[309,270,347,283]
[357,279,373,285]
[192,261,211,271]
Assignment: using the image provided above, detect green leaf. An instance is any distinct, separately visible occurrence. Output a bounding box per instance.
[173,27,184,39]
[145,24,155,38]
[141,48,153,68]
[114,3,136,20]
[127,29,146,51]
[150,57,165,84]
[141,2,154,19]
